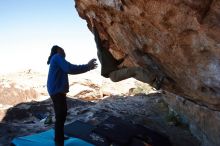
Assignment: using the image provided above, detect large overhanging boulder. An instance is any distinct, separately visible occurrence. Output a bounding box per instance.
[74,1,220,145]
[75,0,220,110]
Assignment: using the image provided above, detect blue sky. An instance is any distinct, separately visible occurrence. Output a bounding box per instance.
[0,0,97,73]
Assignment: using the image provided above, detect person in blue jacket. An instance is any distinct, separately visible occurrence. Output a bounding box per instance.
[47,45,97,146]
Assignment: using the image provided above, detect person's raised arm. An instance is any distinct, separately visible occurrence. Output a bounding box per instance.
[55,55,97,74]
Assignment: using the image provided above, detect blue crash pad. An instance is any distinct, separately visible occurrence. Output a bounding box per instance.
[11,129,94,146]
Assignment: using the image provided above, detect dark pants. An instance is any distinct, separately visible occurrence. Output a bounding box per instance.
[51,93,67,145]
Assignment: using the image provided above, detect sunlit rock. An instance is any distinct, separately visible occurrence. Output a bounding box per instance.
[75,0,220,145]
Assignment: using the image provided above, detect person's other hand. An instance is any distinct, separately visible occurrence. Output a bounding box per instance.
[88,58,98,70]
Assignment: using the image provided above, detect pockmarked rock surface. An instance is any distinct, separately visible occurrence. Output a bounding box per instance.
[75,1,220,145]
[75,0,220,110]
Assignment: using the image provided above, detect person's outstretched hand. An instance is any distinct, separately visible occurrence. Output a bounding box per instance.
[88,58,98,70]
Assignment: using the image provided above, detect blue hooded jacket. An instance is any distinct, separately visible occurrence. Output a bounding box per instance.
[47,54,90,96]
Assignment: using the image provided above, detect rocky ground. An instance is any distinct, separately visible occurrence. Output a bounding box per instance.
[0,70,200,146]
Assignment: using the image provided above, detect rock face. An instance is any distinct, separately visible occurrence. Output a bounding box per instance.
[75,0,220,146]
[163,92,220,146]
